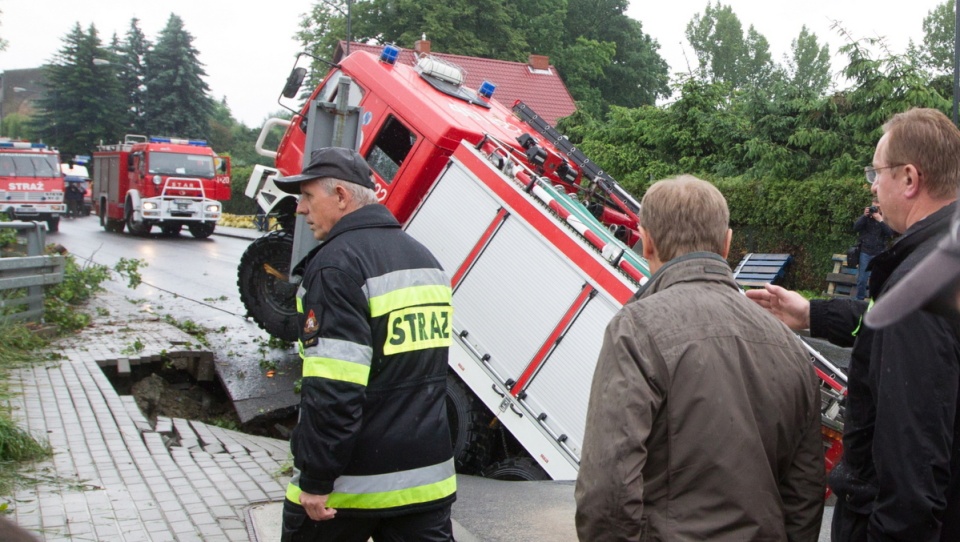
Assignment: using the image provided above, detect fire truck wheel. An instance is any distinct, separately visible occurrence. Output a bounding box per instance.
[188,221,216,239]
[237,229,299,342]
[480,456,549,481]
[45,217,59,233]
[446,372,493,474]
[126,208,152,236]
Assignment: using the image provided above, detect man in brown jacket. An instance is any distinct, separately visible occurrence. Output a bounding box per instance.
[575,176,824,541]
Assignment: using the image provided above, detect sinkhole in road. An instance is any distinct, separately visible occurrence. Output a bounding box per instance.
[98,355,297,440]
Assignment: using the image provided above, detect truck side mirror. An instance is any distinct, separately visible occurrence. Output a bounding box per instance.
[281,67,307,99]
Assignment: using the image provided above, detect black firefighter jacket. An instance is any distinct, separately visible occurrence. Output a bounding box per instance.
[811,202,960,542]
[286,204,456,517]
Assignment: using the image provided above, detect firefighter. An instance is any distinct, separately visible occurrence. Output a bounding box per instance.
[274,147,456,541]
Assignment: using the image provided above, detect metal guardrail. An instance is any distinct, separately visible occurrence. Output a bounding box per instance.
[0,221,65,322]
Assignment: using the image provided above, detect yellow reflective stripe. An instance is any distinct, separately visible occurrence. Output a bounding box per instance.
[326,474,456,509]
[286,483,302,505]
[303,356,370,385]
[853,299,875,336]
[369,285,452,317]
[384,306,453,355]
[297,285,305,314]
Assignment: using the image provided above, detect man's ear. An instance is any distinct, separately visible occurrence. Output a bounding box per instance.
[640,227,657,261]
[721,229,732,259]
[903,165,922,199]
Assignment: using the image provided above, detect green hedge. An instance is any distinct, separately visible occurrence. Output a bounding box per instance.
[222,165,259,215]
[711,176,872,291]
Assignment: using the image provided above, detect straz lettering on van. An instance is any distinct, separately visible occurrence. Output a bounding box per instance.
[7,182,46,190]
[385,306,452,355]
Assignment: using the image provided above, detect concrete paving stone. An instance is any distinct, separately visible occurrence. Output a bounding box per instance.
[144,519,171,533]
[188,510,219,526]
[224,528,251,541]
[66,520,94,537]
[197,522,228,537]
[161,509,190,525]
[177,492,203,506]
[94,523,122,540]
[137,507,164,522]
[40,514,66,530]
[209,505,238,520]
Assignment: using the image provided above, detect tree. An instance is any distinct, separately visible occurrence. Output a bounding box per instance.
[30,23,125,158]
[116,18,150,134]
[0,9,9,51]
[914,0,955,76]
[143,14,213,139]
[785,25,832,96]
[685,1,775,89]
[561,0,670,108]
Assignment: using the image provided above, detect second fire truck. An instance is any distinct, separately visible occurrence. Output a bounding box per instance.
[93,135,231,238]
[0,139,65,232]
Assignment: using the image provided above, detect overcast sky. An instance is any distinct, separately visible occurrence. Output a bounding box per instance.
[0,0,946,128]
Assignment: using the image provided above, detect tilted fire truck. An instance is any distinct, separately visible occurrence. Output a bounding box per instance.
[239,48,847,481]
[93,135,231,238]
[0,139,65,232]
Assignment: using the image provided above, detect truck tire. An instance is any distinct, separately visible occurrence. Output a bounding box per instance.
[237,229,299,342]
[101,202,124,233]
[125,203,152,236]
[446,372,494,474]
[45,217,59,233]
[188,221,216,239]
[480,456,550,481]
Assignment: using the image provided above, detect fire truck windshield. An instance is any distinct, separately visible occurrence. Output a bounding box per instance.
[0,153,61,178]
[148,152,215,178]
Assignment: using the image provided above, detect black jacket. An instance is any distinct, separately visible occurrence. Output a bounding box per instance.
[853,214,895,256]
[287,204,456,517]
[811,203,960,542]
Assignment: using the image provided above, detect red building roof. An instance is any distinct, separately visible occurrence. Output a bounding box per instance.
[334,41,576,126]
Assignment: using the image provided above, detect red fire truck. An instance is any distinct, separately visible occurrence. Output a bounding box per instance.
[239,48,847,481]
[0,139,65,232]
[93,135,231,238]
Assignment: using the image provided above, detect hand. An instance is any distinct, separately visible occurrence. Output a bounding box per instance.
[300,491,337,521]
[872,210,883,222]
[864,207,872,216]
[744,284,811,331]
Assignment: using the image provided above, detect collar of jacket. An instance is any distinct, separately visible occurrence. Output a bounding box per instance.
[294,204,400,274]
[631,251,737,302]
[869,201,956,293]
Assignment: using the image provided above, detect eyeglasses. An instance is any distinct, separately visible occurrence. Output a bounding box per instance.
[864,164,906,185]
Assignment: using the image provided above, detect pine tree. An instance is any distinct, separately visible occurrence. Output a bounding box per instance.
[117,18,150,134]
[30,23,125,158]
[143,13,213,139]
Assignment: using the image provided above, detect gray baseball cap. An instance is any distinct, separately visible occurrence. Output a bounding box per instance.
[866,202,960,328]
[274,147,373,194]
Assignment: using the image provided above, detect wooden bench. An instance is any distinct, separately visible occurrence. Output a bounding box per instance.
[826,253,859,298]
[732,253,793,289]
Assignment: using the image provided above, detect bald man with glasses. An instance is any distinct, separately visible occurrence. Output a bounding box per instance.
[748,108,960,542]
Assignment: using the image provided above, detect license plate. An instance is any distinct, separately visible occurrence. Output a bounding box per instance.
[17,207,38,215]
[178,203,190,210]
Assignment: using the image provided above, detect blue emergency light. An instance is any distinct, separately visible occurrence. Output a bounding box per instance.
[73,155,91,164]
[0,141,46,149]
[380,45,399,65]
[149,136,208,147]
[479,81,496,99]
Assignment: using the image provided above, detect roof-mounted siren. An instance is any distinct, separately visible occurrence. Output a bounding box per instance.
[478,81,496,100]
[380,45,400,65]
[150,136,208,147]
[416,56,464,86]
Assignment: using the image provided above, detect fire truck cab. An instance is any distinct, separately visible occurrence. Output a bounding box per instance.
[0,139,65,232]
[93,135,230,238]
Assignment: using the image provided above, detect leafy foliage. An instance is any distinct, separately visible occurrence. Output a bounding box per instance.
[115,18,150,134]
